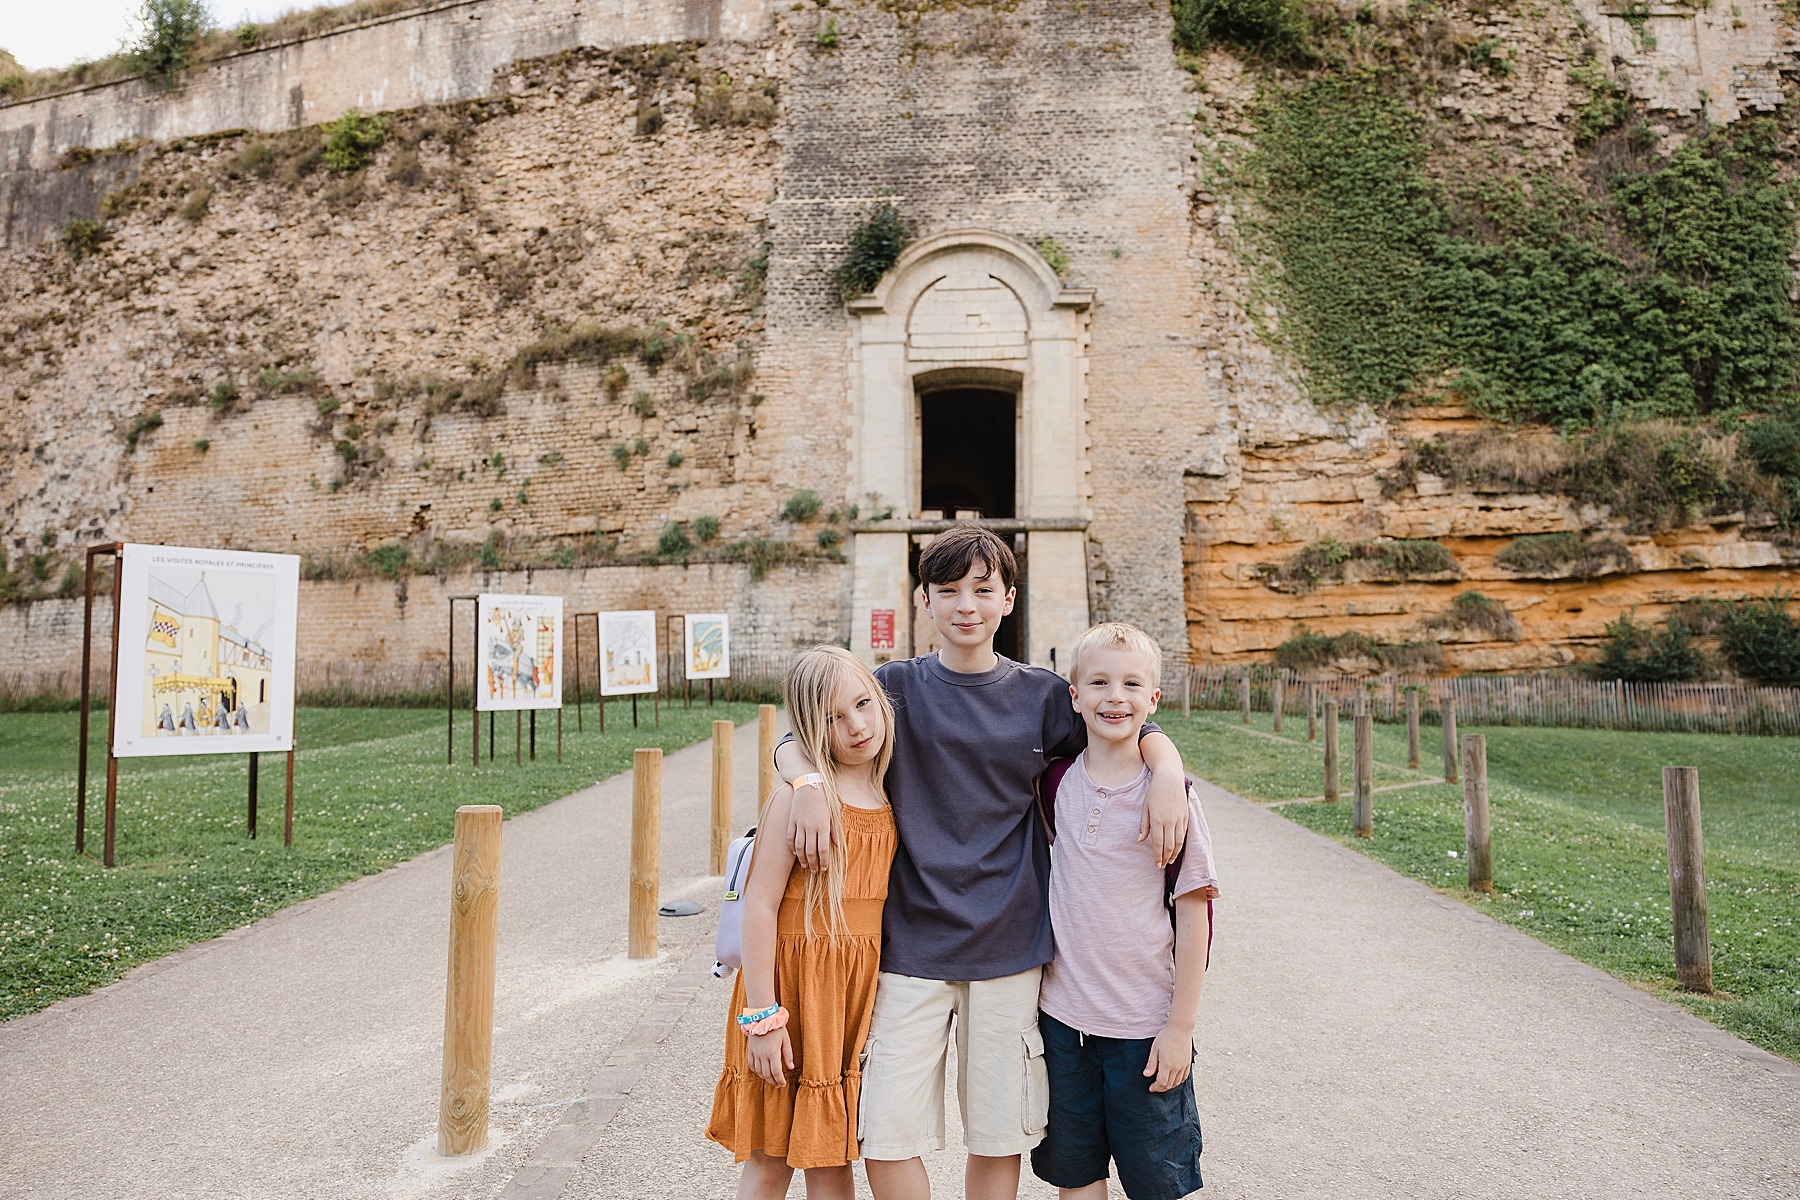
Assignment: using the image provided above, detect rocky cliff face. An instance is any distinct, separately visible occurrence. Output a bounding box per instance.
[1185,404,1797,670]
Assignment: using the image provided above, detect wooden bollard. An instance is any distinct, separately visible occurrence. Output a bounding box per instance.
[1272,675,1285,733]
[630,748,662,960]
[1240,675,1251,725]
[1181,668,1191,720]
[757,704,777,805]
[1461,734,1492,893]
[1322,700,1340,803]
[1352,708,1373,837]
[438,804,503,1157]
[1441,696,1459,784]
[1406,690,1420,769]
[1662,767,1713,993]
[710,719,734,875]
[1307,684,1317,742]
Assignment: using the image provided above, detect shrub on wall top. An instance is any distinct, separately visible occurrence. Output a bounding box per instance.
[126,0,213,86]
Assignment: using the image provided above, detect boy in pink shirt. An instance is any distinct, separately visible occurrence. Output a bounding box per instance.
[1035,622,1219,1200]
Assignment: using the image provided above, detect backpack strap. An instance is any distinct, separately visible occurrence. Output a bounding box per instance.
[1165,778,1213,969]
[1035,757,1077,845]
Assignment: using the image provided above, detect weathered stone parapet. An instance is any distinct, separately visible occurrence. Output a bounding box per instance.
[0,0,774,245]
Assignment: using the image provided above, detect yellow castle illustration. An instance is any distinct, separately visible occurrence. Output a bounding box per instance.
[142,572,273,737]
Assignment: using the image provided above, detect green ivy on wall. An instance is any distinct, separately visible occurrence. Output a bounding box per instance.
[1232,77,1800,427]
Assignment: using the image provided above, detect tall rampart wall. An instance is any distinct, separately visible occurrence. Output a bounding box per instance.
[4,0,1800,688]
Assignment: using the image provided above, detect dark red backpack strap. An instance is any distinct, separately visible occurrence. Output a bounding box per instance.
[1164,777,1212,969]
[1036,757,1077,844]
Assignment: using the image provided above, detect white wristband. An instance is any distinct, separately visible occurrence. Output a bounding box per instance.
[793,772,826,791]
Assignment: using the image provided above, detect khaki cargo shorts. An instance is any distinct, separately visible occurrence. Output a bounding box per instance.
[856,967,1048,1161]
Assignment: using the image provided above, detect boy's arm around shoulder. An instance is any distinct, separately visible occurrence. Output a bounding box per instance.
[778,658,899,871]
[773,738,831,872]
[1139,730,1189,867]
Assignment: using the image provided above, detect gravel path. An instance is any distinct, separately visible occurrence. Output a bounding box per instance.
[4,732,1795,1199]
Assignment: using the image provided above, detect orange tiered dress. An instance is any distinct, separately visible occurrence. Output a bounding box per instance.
[705,801,896,1169]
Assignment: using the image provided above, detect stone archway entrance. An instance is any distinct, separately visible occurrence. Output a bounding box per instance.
[845,230,1092,668]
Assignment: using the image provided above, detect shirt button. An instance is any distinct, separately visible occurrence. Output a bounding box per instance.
[1091,807,1102,816]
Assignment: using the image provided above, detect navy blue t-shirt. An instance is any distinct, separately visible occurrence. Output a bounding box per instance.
[872,653,1158,981]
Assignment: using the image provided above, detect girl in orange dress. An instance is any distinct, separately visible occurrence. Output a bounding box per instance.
[706,646,897,1199]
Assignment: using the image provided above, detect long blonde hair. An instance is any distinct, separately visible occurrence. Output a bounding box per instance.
[779,645,894,937]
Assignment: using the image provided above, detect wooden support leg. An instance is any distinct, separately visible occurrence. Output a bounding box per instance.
[284,748,295,848]
[248,753,259,839]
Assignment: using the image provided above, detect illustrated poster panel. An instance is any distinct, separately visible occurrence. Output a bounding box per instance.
[684,614,730,680]
[600,609,659,696]
[112,544,300,758]
[476,593,564,711]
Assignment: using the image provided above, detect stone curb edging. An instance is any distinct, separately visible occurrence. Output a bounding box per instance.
[498,942,720,1200]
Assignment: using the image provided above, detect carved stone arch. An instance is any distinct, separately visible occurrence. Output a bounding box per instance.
[846,229,1094,667]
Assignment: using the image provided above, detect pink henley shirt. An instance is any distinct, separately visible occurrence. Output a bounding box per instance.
[1038,754,1220,1040]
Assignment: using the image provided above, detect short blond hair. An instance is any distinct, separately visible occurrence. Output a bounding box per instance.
[1069,622,1162,688]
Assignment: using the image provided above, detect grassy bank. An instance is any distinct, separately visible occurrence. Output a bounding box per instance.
[1165,712,1800,1063]
[0,702,758,1020]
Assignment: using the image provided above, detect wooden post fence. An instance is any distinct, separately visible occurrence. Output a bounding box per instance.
[1461,734,1492,894]
[1662,766,1713,994]
[1272,675,1284,734]
[758,704,777,804]
[438,804,503,1157]
[1240,675,1251,725]
[710,719,734,875]
[1181,669,1191,720]
[630,749,662,960]
[1352,706,1373,838]
[1442,696,1459,784]
[1406,690,1420,770]
[1323,699,1340,804]
[1307,683,1317,742]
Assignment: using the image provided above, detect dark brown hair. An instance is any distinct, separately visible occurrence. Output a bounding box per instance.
[917,524,1017,591]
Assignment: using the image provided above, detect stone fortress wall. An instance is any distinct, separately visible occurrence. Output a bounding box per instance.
[3,0,1800,689]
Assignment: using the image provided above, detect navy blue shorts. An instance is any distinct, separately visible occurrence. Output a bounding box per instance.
[1029,1012,1204,1200]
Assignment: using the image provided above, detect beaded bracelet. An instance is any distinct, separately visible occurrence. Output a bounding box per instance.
[737,1002,780,1028]
[742,1006,790,1037]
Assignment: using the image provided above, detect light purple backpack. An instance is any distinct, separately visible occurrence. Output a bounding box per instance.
[711,826,758,978]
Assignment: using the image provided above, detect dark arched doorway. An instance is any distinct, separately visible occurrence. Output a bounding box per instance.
[918,387,1016,519]
[915,384,1023,661]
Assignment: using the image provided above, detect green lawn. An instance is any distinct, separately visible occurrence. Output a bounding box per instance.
[0,702,758,1020]
[1165,711,1800,1063]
